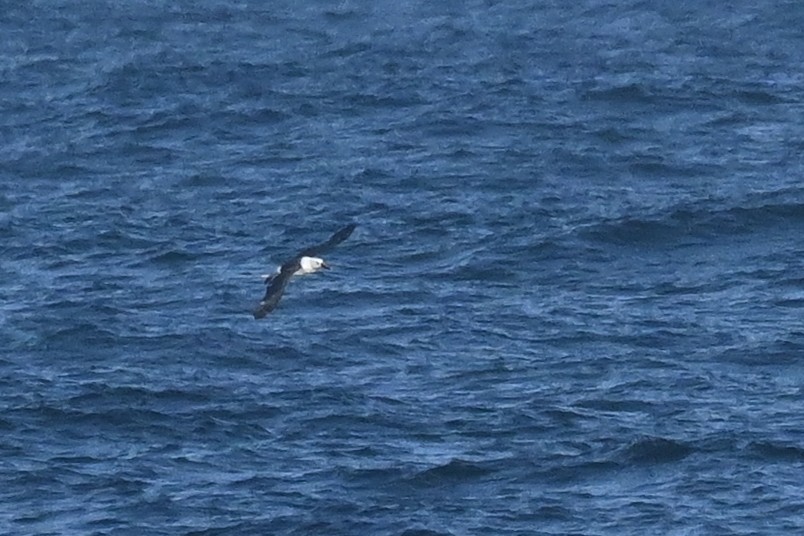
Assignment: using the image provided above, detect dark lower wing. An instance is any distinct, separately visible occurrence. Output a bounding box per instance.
[298,223,356,258]
[253,261,298,319]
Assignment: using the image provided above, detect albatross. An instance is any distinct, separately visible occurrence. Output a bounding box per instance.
[253,223,356,319]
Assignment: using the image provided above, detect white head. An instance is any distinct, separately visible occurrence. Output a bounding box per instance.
[298,256,329,274]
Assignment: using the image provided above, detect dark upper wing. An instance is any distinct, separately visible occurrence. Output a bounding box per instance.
[253,258,301,319]
[297,223,357,258]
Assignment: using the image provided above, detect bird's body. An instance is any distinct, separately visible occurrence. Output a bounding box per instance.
[253,223,356,319]
[262,255,328,281]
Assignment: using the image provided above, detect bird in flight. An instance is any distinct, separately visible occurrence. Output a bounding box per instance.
[253,223,357,319]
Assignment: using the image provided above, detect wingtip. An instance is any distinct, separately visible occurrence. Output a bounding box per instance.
[253,304,269,319]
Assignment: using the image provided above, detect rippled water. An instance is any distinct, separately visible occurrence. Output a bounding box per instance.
[2,1,803,534]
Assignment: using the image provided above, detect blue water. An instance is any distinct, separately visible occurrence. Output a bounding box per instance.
[2,1,803,534]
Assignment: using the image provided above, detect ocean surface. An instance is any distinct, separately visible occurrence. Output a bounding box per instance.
[2,1,803,534]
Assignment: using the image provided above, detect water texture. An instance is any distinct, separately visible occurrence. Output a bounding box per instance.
[1,1,803,534]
